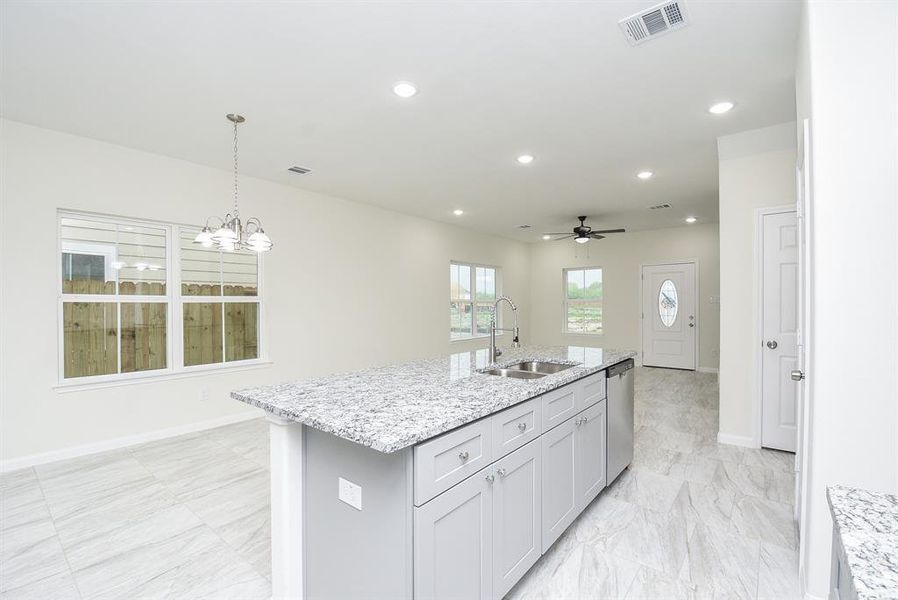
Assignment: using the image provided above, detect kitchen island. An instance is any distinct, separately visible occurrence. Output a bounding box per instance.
[233,345,635,600]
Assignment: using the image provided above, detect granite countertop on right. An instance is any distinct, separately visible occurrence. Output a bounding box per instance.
[827,485,898,599]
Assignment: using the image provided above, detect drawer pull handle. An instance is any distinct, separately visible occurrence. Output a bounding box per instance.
[517,422,527,432]
[497,468,507,478]
[458,451,470,461]
[485,473,495,483]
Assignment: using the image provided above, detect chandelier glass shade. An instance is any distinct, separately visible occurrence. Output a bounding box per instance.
[195,114,272,253]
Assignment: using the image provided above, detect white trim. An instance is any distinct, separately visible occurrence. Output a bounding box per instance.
[716,431,757,448]
[639,260,700,370]
[0,410,262,472]
[52,359,274,393]
[561,266,604,335]
[697,367,719,374]
[753,205,798,448]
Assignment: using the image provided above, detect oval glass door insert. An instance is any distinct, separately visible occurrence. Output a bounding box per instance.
[658,279,678,327]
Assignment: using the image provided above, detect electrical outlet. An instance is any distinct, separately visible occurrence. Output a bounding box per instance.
[338,477,362,511]
[199,387,209,402]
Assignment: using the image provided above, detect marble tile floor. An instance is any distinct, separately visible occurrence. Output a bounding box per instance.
[1,367,801,599]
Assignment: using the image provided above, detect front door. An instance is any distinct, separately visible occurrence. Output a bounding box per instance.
[641,263,696,369]
[761,210,799,452]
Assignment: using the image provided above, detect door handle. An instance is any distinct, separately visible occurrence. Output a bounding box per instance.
[766,340,778,349]
[791,369,805,381]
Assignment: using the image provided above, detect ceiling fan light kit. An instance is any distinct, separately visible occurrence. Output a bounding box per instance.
[195,114,273,253]
[543,216,626,244]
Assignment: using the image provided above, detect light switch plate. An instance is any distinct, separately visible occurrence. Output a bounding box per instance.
[338,477,362,511]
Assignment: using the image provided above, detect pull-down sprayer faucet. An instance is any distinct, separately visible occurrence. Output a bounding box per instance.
[489,295,520,363]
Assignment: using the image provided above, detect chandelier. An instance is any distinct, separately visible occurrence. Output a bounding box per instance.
[194,114,272,252]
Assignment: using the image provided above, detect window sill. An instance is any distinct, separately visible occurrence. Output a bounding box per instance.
[53,360,274,393]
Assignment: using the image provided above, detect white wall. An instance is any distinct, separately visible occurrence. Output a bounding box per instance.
[529,224,720,371]
[0,120,531,465]
[717,122,796,444]
[795,2,898,597]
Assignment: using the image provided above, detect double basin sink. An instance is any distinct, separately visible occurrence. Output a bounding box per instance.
[482,360,575,380]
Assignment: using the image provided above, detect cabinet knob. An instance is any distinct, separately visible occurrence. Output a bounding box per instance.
[458,451,469,461]
[497,468,507,478]
[517,422,527,432]
[767,340,778,349]
[485,473,495,483]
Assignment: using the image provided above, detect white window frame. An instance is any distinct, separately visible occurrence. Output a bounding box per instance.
[449,261,501,341]
[56,211,267,389]
[562,266,604,335]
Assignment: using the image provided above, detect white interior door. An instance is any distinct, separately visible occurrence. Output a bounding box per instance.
[641,263,696,370]
[760,210,799,452]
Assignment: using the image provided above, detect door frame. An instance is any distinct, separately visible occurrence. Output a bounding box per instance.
[752,205,798,448]
[639,260,699,370]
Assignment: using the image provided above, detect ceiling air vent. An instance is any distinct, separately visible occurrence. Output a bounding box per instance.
[619,1,689,46]
[287,165,312,175]
[648,203,672,210]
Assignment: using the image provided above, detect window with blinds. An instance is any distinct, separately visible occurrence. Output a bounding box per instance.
[58,212,263,383]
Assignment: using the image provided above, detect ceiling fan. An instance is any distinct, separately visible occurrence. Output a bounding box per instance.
[543,216,626,244]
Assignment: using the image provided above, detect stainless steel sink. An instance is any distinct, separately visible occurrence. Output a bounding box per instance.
[507,361,575,375]
[482,368,547,380]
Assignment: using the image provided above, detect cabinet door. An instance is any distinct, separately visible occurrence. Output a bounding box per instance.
[492,440,541,599]
[415,471,493,600]
[540,417,577,552]
[576,400,607,511]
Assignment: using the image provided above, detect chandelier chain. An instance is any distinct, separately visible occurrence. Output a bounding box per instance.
[233,119,240,218]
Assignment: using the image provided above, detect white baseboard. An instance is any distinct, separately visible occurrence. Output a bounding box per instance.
[0,410,264,473]
[716,431,757,448]
[697,366,719,374]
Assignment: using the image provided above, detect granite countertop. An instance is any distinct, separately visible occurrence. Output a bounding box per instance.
[827,485,898,599]
[232,345,635,453]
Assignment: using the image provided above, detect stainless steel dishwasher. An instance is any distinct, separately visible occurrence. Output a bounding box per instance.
[606,359,635,484]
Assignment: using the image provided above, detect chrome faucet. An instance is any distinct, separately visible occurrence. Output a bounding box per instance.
[490,295,520,363]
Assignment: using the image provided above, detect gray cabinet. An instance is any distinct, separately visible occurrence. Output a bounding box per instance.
[576,400,607,510]
[414,466,493,600]
[415,372,614,599]
[492,440,541,599]
[542,400,608,552]
[414,441,542,600]
[541,416,578,552]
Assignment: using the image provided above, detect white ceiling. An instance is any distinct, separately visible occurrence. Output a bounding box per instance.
[1,1,799,241]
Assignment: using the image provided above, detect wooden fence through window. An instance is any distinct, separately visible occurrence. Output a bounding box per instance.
[62,279,258,378]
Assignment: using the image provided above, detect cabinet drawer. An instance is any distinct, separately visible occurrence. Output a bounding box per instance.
[541,383,578,431]
[492,398,542,459]
[414,419,493,506]
[577,371,606,411]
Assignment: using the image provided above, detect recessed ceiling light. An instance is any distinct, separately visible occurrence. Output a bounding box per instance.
[637,170,653,180]
[542,234,551,240]
[392,81,418,98]
[516,154,534,165]
[685,216,697,223]
[453,209,464,216]
[708,101,734,114]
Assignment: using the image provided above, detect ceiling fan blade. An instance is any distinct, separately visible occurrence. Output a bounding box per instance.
[590,228,626,234]
[543,232,575,236]
[548,234,576,240]
[588,234,606,240]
